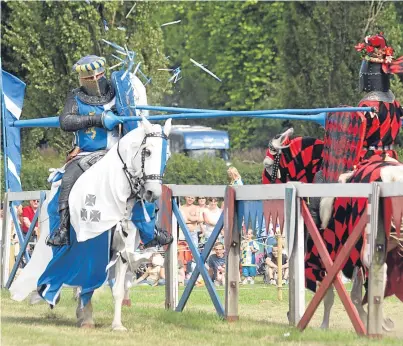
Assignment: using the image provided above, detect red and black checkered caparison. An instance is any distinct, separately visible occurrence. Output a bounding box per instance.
[322,111,366,183]
[262,137,324,184]
[359,99,402,149]
[305,156,402,292]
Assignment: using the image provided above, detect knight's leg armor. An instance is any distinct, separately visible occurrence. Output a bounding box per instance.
[132,203,174,248]
[143,227,174,249]
[47,159,85,247]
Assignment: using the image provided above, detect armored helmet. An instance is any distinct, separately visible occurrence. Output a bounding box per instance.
[355,33,393,93]
[72,55,109,97]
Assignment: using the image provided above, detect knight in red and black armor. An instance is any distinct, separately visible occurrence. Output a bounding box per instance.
[355,33,403,160]
[309,33,403,230]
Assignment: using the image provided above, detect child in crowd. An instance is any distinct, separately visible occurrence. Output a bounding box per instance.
[240,229,259,284]
[265,246,289,285]
[207,242,226,286]
[227,166,243,186]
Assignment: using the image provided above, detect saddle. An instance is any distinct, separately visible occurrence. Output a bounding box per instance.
[77,150,107,172]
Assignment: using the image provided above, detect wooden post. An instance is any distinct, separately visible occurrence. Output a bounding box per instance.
[162,186,178,310]
[224,187,239,321]
[276,231,283,301]
[1,193,12,288]
[298,201,366,335]
[367,183,385,337]
[286,184,305,326]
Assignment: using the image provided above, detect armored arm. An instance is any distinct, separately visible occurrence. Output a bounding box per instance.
[59,92,103,132]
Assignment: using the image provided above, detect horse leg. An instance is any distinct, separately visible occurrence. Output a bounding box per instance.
[381,263,394,332]
[362,246,394,331]
[351,268,368,329]
[122,271,133,307]
[76,298,84,326]
[73,287,81,301]
[320,286,334,329]
[111,256,129,331]
[81,300,95,328]
[76,298,95,328]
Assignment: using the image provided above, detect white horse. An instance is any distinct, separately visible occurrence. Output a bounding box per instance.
[10,117,172,331]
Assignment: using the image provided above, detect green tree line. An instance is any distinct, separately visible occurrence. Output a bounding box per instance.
[1,1,403,192]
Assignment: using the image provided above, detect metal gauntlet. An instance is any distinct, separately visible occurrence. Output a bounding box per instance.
[60,114,103,132]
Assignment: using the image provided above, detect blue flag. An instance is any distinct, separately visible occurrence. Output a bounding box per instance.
[1,70,26,195]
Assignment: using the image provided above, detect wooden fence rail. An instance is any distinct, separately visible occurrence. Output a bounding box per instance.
[162,183,403,337]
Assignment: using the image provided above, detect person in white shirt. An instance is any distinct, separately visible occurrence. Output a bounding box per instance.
[203,198,223,242]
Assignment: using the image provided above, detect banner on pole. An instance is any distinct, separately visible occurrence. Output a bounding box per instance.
[1,69,26,196]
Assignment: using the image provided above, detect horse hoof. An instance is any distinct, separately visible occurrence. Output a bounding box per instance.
[382,317,395,332]
[112,325,127,332]
[80,322,95,329]
[30,291,43,305]
[122,298,132,307]
[320,323,329,329]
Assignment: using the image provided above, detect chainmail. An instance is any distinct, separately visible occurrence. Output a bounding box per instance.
[75,83,115,106]
[360,90,395,103]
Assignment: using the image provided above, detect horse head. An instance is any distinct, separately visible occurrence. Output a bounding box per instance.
[120,117,172,202]
[262,128,324,184]
[262,128,294,184]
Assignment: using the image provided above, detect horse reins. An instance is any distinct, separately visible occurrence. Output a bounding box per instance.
[116,131,168,199]
[268,140,281,184]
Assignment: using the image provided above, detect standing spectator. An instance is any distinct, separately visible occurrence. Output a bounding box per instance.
[21,200,39,241]
[240,229,259,284]
[179,196,200,247]
[207,242,226,286]
[227,166,243,186]
[265,246,289,285]
[203,198,223,242]
[221,166,243,212]
[196,197,208,244]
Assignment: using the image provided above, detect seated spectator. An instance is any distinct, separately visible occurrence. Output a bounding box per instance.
[207,242,226,286]
[135,253,165,286]
[21,200,39,241]
[265,246,289,285]
[240,229,259,284]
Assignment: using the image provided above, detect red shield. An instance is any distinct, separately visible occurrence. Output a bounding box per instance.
[322,111,366,183]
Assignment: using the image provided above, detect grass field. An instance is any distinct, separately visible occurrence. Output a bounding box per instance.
[1,279,403,346]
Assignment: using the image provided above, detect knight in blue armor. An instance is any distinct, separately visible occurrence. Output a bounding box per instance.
[46,55,172,248]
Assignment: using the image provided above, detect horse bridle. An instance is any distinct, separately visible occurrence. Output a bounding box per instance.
[268,140,281,184]
[117,131,168,199]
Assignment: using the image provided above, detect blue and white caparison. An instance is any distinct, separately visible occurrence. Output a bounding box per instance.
[37,117,172,307]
